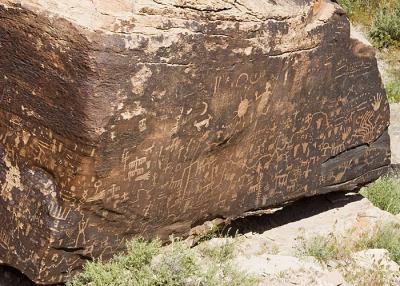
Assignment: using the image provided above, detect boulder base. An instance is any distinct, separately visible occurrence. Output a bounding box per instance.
[0,0,390,284]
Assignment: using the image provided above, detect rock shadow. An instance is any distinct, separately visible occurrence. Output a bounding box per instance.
[0,265,36,286]
[222,191,364,236]
[0,265,65,286]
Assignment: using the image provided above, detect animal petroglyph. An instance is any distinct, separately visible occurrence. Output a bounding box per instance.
[194,114,213,131]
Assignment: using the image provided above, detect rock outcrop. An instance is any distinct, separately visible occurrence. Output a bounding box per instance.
[0,0,391,283]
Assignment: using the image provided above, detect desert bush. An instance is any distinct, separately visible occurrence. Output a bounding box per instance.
[338,0,400,48]
[360,223,400,264]
[361,176,400,215]
[342,260,391,286]
[67,237,257,286]
[297,222,400,264]
[369,4,400,48]
[386,80,400,103]
[338,0,380,25]
[198,239,235,264]
[296,234,341,263]
[298,223,400,285]
[67,238,161,286]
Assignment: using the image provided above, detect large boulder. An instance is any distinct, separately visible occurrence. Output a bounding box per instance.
[0,0,391,283]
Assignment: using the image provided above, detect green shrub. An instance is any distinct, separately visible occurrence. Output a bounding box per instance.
[298,223,400,285]
[342,260,392,286]
[362,223,400,264]
[199,239,235,263]
[67,238,257,286]
[338,0,400,48]
[152,241,201,286]
[361,176,400,215]
[297,235,340,263]
[386,80,400,103]
[67,238,161,286]
[337,0,380,25]
[369,5,400,48]
[297,223,400,265]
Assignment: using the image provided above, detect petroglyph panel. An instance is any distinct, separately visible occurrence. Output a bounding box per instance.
[0,0,391,284]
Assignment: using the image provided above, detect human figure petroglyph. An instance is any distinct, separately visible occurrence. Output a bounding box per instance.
[74,218,89,248]
[256,83,273,115]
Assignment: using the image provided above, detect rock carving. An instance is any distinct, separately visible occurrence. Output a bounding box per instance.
[0,0,391,284]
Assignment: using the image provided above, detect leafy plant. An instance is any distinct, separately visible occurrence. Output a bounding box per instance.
[342,260,391,286]
[297,223,400,285]
[361,176,400,215]
[296,234,341,263]
[67,237,257,286]
[338,0,380,26]
[386,80,400,103]
[369,4,400,48]
[363,223,400,264]
[338,0,400,48]
[198,239,235,264]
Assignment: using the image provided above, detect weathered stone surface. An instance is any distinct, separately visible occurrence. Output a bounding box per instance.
[0,0,390,284]
[200,193,400,286]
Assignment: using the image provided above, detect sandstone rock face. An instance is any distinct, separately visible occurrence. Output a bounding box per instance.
[0,0,391,283]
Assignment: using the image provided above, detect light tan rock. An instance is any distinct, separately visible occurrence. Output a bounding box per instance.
[201,194,400,285]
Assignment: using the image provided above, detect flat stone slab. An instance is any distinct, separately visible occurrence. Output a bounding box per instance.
[202,193,400,286]
[0,0,391,283]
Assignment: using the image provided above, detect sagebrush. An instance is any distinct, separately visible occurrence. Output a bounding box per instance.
[361,176,400,215]
[338,0,400,48]
[67,238,258,286]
